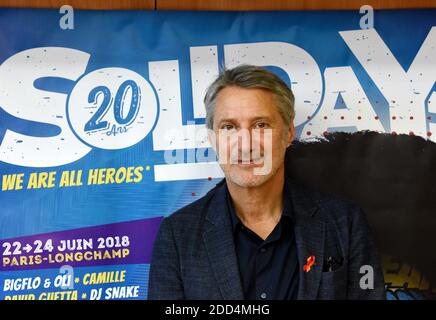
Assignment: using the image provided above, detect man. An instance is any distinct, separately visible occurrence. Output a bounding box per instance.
[148,64,385,300]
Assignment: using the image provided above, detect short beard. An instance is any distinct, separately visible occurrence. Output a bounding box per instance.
[226,163,281,188]
[223,137,288,188]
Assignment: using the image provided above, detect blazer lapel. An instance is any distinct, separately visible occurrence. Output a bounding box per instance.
[288,179,326,300]
[202,181,245,300]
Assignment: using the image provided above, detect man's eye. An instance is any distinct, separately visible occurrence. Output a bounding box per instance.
[254,122,268,129]
[221,124,235,130]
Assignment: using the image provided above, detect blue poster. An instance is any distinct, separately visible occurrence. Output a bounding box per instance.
[0,8,435,300]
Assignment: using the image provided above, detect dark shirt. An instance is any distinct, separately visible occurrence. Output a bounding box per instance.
[226,179,299,300]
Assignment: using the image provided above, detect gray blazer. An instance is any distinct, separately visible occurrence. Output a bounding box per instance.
[148,178,385,300]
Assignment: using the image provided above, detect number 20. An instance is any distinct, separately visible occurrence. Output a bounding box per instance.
[84,80,140,132]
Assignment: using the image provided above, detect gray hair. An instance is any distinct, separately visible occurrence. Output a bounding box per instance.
[204,64,295,130]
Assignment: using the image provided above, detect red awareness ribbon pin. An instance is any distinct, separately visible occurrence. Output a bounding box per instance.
[303,255,316,273]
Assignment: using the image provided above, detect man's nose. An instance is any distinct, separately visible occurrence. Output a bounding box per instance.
[237,128,253,152]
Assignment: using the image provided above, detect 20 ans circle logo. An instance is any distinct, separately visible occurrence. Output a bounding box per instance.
[67,68,158,150]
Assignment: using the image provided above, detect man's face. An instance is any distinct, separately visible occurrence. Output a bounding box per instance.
[210,86,295,188]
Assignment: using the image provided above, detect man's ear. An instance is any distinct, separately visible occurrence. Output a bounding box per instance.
[287,123,295,147]
[207,128,217,151]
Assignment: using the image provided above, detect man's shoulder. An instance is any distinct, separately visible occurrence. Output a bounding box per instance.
[289,179,364,223]
[164,179,224,226]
